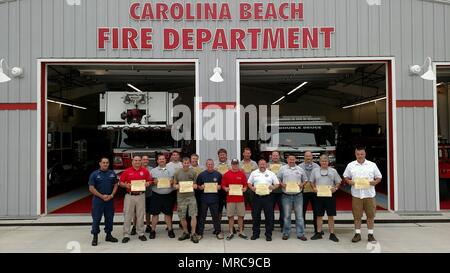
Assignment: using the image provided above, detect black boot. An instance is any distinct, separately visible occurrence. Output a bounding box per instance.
[106,233,118,243]
[92,235,98,246]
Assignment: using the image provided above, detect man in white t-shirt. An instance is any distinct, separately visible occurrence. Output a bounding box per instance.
[343,147,382,244]
[247,159,279,241]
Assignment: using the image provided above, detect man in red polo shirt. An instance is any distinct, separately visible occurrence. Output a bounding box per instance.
[222,159,248,240]
[119,155,152,243]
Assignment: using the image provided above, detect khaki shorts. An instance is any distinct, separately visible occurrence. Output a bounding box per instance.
[352,197,376,220]
[177,196,197,220]
[226,202,246,217]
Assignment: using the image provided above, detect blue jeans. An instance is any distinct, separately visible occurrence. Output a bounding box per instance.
[282,193,305,237]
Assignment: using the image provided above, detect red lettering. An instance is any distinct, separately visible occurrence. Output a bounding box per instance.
[212,29,228,50]
[263,28,285,50]
[231,29,246,50]
[164,28,179,50]
[98,28,109,49]
[321,27,335,49]
[219,3,231,20]
[156,3,168,20]
[291,3,304,20]
[141,3,154,20]
[122,28,138,49]
[129,2,140,20]
[185,3,194,20]
[112,28,119,49]
[265,3,277,20]
[302,28,319,49]
[182,29,194,50]
[196,29,212,50]
[240,3,252,20]
[247,28,261,50]
[171,3,183,20]
[279,3,289,20]
[288,28,300,49]
[204,3,217,20]
[254,3,263,20]
[141,28,153,49]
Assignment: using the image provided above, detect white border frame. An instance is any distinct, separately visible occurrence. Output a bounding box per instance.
[236,57,397,211]
[37,58,199,216]
[433,62,450,211]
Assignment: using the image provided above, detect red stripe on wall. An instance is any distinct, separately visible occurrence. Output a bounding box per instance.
[0,103,37,110]
[200,102,237,109]
[396,100,433,108]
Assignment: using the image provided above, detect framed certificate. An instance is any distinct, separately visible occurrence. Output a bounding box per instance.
[285,181,300,194]
[270,164,281,174]
[179,181,194,193]
[157,177,171,189]
[204,183,218,193]
[131,180,146,192]
[354,178,370,190]
[317,185,332,197]
[255,184,270,196]
[229,184,243,196]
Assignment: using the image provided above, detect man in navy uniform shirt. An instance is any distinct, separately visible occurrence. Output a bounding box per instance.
[88,157,119,246]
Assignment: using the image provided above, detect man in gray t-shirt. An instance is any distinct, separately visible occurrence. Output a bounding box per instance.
[298,151,320,234]
[310,154,341,242]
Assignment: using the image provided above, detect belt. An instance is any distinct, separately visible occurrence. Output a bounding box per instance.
[127,192,145,196]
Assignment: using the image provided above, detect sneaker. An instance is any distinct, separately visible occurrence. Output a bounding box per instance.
[310,232,323,240]
[226,233,234,241]
[368,234,377,243]
[329,233,339,242]
[130,226,137,236]
[122,237,130,244]
[265,235,272,242]
[352,233,362,243]
[238,233,248,240]
[105,233,118,243]
[91,235,98,246]
[216,233,224,240]
[250,234,259,240]
[297,235,307,241]
[282,234,289,240]
[168,229,176,238]
[138,235,147,241]
[145,225,152,233]
[178,232,190,241]
[191,234,200,243]
[149,231,156,239]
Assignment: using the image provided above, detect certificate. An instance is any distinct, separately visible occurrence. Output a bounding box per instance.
[255,184,270,196]
[354,178,370,190]
[157,177,171,189]
[242,164,253,173]
[229,184,243,196]
[131,180,146,192]
[270,164,281,174]
[317,185,332,197]
[179,181,194,193]
[204,183,218,193]
[217,164,229,175]
[285,181,300,194]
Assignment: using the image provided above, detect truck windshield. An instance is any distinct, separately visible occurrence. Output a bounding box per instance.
[269,126,336,147]
[119,130,178,148]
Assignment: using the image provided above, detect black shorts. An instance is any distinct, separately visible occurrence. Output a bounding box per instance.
[145,195,152,213]
[314,194,337,217]
[149,192,175,216]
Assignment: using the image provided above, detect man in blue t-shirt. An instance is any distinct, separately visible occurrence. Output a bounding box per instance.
[88,157,119,246]
[196,159,224,240]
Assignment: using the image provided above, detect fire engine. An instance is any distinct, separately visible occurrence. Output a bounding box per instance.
[99,91,183,174]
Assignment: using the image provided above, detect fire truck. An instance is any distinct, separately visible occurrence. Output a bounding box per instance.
[258,116,337,164]
[99,91,184,174]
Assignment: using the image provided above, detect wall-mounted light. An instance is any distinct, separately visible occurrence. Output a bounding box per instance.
[0,58,24,83]
[209,59,224,83]
[410,57,436,81]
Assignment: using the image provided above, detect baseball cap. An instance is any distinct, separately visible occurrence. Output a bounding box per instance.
[231,158,239,165]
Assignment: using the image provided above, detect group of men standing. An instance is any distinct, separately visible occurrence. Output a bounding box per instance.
[88,147,382,246]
